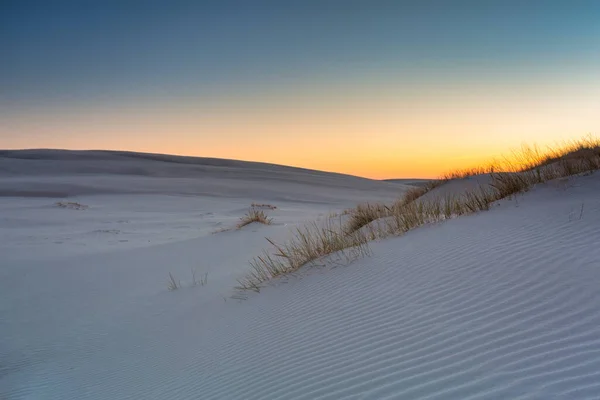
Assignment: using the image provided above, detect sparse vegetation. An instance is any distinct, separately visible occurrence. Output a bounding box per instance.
[488,136,600,198]
[399,179,445,205]
[168,270,208,291]
[345,203,389,233]
[211,227,232,234]
[167,272,180,291]
[343,180,449,234]
[462,185,497,212]
[56,201,89,210]
[251,203,277,210]
[441,165,496,181]
[236,218,371,292]
[192,269,208,286]
[237,136,600,291]
[328,209,353,219]
[237,207,273,229]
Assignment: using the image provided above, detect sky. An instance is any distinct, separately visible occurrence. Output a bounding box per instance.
[1,1,600,179]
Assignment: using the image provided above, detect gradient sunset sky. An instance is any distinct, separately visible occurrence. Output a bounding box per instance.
[2,1,599,179]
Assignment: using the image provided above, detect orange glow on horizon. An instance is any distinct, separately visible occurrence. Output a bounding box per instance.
[2,76,599,180]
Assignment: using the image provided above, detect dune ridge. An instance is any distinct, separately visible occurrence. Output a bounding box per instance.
[187,174,600,399]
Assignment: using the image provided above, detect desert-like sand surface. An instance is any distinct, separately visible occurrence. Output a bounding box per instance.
[2,150,600,399]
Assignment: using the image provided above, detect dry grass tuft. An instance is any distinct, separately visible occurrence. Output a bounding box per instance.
[167,272,180,291]
[345,203,389,233]
[441,165,496,181]
[400,185,430,205]
[167,270,208,291]
[211,227,232,234]
[191,269,208,286]
[56,201,89,210]
[236,219,371,292]
[251,203,277,210]
[238,207,273,229]
[398,179,446,206]
[489,172,531,198]
[328,208,353,219]
[462,186,498,212]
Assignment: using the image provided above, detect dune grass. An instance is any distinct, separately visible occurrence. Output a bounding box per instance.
[168,270,208,291]
[167,272,180,291]
[488,137,600,198]
[345,203,390,233]
[236,219,371,292]
[400,179,446,204]
[441,165,496,181]
[344,179,448,234]
[237,206,273,229]
[191,269,208,286]
[237,136,600,291]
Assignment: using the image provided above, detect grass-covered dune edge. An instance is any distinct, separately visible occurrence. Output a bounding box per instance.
[238,136,600,291]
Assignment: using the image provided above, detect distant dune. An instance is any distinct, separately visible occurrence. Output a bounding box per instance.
[0,149,364,178]
[0,149,408,201]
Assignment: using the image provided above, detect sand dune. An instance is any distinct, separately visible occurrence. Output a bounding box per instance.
[1,152,600,399]
[0,150,403,198]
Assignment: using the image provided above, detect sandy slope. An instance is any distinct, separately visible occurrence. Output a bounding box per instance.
[2,152,600,399]
[0,150,406,258]
[0,150,402,201]
[0,150,406,399]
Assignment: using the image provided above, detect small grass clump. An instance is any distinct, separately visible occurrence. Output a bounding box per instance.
[251,203,277,210]
[167,272,180,291]
[56,201,89,210]
[400,185,430,205]
[237,207,273,229]
[191,269,208,286]
[345,203,389,233]
[399,179,445,206]
[168,270,208,291]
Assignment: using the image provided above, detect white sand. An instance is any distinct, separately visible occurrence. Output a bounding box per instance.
[2,151,600,399]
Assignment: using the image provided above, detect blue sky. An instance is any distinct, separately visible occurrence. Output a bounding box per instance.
[3,1,599,105]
